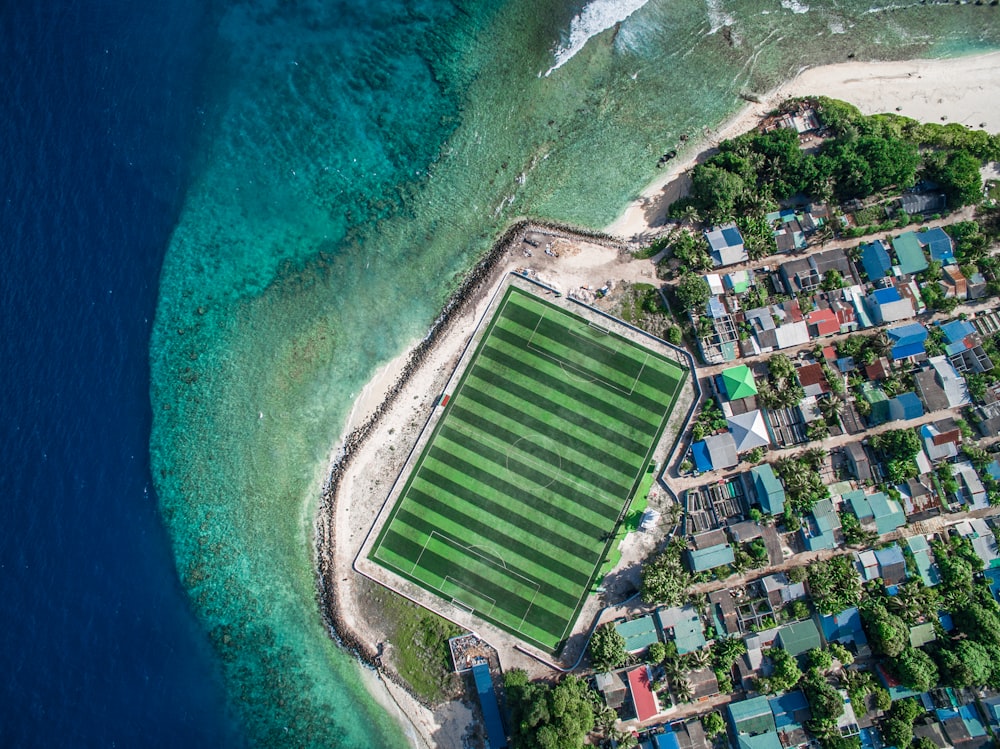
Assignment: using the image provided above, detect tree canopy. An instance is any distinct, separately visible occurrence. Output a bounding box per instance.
[808,557,861,615]
[675,273,712,311]
[588,623,627,673]
[504,670,595,749]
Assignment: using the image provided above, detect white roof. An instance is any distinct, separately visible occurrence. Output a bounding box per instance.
[726,409,770,453]
[929,355,971,408]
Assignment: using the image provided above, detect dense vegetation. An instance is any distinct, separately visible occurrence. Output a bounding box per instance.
[504,670,595,749]
[641,538,693,606]
[670,96,996,226]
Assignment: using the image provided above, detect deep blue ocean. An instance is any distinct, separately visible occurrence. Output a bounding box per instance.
[0,3,243,746]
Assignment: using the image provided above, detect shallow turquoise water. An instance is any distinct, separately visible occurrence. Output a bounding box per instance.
[150,0,1000,745]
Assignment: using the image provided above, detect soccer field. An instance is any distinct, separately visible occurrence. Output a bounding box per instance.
[369,285,686,652]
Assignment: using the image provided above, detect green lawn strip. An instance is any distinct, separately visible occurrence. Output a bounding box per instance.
[495,312,645,393]
[501,294,652,374]
[431,432,619,527]
[415,459,608,561]
[463,362,653,463]
[439,419,627,511]
[630,364,685,406]
[456,377,642,476]
[479,335,664,431]
[391,507,580,614]
[392,493,592,592]
[441,410,630,504]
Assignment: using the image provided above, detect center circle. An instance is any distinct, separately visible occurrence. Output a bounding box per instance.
[508,434,563,489]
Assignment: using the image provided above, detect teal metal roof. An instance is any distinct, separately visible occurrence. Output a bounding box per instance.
[906,536,941,587]
[729,695,777,735]
[615,615,660,653]
[868,492,906,535]
[751,464,786,515]
[688,543,735,572]
[777,619,822,657]
[893,231,928,275]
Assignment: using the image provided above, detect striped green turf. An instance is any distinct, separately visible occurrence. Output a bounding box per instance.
[370,285,686,652]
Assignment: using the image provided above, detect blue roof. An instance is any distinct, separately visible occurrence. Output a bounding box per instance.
[989,460,1000,482]
[939,612,954,631]
[769,691,809,730]
[707,296,726,318]
[872,286,903,305]
[888,323,928,359]
[472,663,508,749]
[722,226,743,246]
[819,607,868,646]
[654,732,680,749]
[940,319,975,344]
[891,341,927,360]
[861,240,893,281]
[875,544,906,568]
[692,441,712,472]
[888,392,924,421]
[921,227,955,262]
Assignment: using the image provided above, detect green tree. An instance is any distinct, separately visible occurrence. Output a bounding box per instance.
[822,269,846,291]
[504,671,595,749]
[666,326,683,345]
[806,647,834,673]
[702,712,725,739]
[808,557,862,615]
[801,668,844,725]
[872,687,892,712]
[929,149,984,206]
[589,623,627,672]
[675,273,712,311]
[641,540,693,606]
[647,641,667,666]
[862,603,908,658]
[894,646,938,692]
[828,642,853,666]
[690,164,746,221]
[765,647,803,693]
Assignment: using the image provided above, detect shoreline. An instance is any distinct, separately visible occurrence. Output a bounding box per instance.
[605,49,1000,238]
[312,50,1000,748]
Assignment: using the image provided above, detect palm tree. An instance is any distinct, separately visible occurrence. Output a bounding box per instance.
[673,677,694,703]
[818,394,844,425]
[871,330,893,358]
[685,647,711,671]
[678,204,701,226]
[663,658,683,683]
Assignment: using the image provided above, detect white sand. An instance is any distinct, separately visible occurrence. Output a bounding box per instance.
[322,50,1000,748]
[606,51,1000,239]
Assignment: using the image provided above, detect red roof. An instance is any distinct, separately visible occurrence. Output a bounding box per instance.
[822,346,837,361]
[796,362,829,391]
[627,666,659,722]
[808,308,839,336]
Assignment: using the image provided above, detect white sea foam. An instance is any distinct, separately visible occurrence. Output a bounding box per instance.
[545,0,652,76]
[706,0,736,35]
[780,0,810,14]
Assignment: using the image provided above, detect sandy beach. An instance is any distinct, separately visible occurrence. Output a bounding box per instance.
[317,50,1000,748]
[605,50,1000,239]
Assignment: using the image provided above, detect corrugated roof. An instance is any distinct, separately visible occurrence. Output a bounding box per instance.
[472,663,508,749]
[729,695,776,735]
[722,364,758,400]
[777,619,822,656]
[861,240,893,281]
[627,666,659,721]
[893,231,929,275]
[751,464,785,515]
[616,615,660,653]
[688,543,735,572]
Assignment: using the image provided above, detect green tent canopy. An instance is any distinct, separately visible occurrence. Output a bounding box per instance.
[721,364,758,400]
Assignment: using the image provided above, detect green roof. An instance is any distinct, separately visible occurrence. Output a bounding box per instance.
[751,464,785,515]
[777,619,822,657]
[845,489,873,521]
[909,622,937,648]
[893,231,929,275]
[737,735,783,749]
[721,364,758,400]
[729,695,776,735]
[868,492,906,535]
[615,615,660,653]
[688,543,735,572]
[906,536,940,587]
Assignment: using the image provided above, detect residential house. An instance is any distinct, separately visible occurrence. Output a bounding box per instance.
[974,400,1000,438]
[807,306,840,338]
[721,364,758,402]
[802,498,841,551]
[860,239,893,282]
[920,418,961,462]
[899,192,946,216]
[874,545,907,585]
[940,319,994,374]
[626,665,661,722]
[919,356,971,408]
[703,432,739,470]
[778,249,857,296]
[900,477,937,516]
[819,607,869,649]
[795,363,829,398]
[919,227,955,263]
[761,572,806,609]
[941,264,969,299]
[728,696,782,749]
[672,720,711,749]
[953,460,988,509]
[655,605,706,655]
[892,231,929,275]
[616,615,660,654]
[909,622,937,648]
[886,322,928,361]
[769,691,812,749]
[956,518,1000,568]
[595,671,628,709]
[708,589,739,636]
[846,490,906,536]
[887,392,924,421]
[866,286,916,324]
[726,410,771,454]
[706,224,748,267]
[750,464,786,515]
[906,535,941,587]
[844,442,873,483]
[777,619,822,658]
[688,543,735,573]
